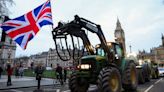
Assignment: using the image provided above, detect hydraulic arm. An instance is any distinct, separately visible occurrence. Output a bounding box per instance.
[52,15,114,63]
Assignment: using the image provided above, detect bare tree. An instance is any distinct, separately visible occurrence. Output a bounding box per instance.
[0,0,14,16]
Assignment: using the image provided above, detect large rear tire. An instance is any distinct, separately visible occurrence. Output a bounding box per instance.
[142,64,151,82]
[97,67,121,92]
[122,61,138,91]
[69,72,89,92]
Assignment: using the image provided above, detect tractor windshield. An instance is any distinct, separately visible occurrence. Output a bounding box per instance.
[97,48,105,56]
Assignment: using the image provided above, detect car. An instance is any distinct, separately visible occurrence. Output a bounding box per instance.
[158,67,164,77]
[46,67,52,70]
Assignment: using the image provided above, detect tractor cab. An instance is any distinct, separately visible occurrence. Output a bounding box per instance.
[95,42,124,67]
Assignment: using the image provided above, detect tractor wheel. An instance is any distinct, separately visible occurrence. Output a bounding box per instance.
[122,61,138,91]
[145,74,151,82]
[69,72,89,92]
[138,68,145,84]
[97,67,121,92]
[143,64,151,82]
[155,70,159,79]
[151,69,157,79]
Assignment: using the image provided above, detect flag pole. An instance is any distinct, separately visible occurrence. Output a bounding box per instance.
[48,0,54,33]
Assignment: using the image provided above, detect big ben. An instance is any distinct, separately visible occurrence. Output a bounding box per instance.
[114,18,126,55]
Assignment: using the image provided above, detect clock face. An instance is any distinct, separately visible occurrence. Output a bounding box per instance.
[115,31,125,39]
[115,32,121,38]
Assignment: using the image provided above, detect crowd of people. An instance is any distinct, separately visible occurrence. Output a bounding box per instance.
[14,64,24,78]
[55,63,67,85]
[0,63,25,86]
[0,62,69,86]
[33,63,68,85]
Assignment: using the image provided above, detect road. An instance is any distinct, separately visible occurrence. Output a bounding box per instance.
[129,77,164,92]
[0,77,163,92]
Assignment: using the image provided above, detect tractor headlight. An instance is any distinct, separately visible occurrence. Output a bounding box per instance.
[138,60,143,65]
[80,64,91,69]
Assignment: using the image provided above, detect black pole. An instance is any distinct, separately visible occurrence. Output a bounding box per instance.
[37,79,40,89]
[129,45,132,53]
[34,74,43,92]
[37,75,41,89]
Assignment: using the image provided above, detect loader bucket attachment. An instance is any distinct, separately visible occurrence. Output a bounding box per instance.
[52,23,85,62]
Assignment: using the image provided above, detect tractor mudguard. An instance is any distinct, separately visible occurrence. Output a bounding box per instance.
[121,58,135,73]
[122,59,135,72]
[120,58,126,73]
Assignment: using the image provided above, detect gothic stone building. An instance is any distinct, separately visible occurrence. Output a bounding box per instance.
[138,34,164,66]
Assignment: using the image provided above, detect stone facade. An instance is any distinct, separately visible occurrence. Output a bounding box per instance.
[138,34,164,66]
[47,48,73,68]
[14,56,29,68]
[0,31,16,65]
[15,47,73,69]
[29,52,48,67]
[0,16,16,66]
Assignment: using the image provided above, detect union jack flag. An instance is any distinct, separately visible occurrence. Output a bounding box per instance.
[0,0,53,50]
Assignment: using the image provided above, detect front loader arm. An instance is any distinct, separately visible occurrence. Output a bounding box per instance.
[52,15,114,63]
[73,15,114,63]
[53,22,94,55]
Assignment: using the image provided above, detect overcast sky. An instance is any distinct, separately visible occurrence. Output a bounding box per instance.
[9,0,164,57]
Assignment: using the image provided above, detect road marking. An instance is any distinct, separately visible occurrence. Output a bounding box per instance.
[62,90,71,92]
[144,85,154,92]
[10,89,23,92]
[155,78,162,84]
[56,89,60,92]
[144,78,163,92]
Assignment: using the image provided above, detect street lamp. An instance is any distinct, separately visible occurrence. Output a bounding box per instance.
[129,45,132,53]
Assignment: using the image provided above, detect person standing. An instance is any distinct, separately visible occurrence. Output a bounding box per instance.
[0,66,3,79]
[56,64,63,85]
[19,65,24,77]
[63,67,67,82]
[6,64,13,86]
[35,64,44,90]
[15,65,19,78]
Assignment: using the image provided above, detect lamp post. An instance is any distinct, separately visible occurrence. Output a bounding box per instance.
[129,45,132,53]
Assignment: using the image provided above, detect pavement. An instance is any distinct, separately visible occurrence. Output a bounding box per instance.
[0,75,59,90]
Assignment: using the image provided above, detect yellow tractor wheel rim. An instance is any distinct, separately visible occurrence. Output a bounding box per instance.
[108,73,119,92]
[131,67,136,85]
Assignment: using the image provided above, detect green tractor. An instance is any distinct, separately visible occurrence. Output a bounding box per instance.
[52,15,138,92]
[136,59,152,84]
[136,59,159,84]
[127,53,159,84]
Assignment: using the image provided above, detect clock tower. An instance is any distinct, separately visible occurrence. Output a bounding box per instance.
[114,18,126,54]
